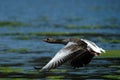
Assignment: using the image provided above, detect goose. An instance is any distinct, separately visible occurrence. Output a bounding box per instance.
[34,38,105,71]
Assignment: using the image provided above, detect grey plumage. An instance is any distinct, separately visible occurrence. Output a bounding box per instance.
[35,38,105,71]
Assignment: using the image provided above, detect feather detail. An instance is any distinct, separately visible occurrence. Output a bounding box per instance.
[41,42,87,71]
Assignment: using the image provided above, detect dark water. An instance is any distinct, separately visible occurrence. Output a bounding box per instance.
[0,0,120,80]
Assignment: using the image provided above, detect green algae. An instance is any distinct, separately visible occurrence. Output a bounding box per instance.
[15,36,30,40]
[28,32,106,37]
[0,67,23,73]
[102,75,120,80]
[50,69,67,73]
[98,37,120,43]
[100,50,120,58]
[64,24,120,29]
[108,39,120,43]
[0,32,119,37]
[109,65,120,68]
[0,78,33,80]
[46,75,64,80]
[64,25,101,29]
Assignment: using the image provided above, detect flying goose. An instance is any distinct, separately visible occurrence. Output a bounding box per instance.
[35,38,105,71]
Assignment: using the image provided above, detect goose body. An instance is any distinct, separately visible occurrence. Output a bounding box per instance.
[36,38,105,71]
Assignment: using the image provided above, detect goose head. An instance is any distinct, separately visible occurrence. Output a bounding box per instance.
[43,38,68,44]
[43,38,55,43]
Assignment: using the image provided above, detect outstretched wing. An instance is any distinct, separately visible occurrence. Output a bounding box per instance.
[70,51,94,68]
[41,41,87,71]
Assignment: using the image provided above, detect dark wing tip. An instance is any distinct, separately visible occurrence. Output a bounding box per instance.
[70,51,94,68]
[34,66,50,72]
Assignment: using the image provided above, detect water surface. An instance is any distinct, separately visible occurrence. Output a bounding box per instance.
[0,0,120,80]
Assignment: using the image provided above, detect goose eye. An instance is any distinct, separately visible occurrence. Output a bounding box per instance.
[47,38,50,40]
[47,38,49,40]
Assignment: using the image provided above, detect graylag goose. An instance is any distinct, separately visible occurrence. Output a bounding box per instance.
[35,38,105,71]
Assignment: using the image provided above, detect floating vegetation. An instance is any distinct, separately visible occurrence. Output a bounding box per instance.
[64,24,120,29]
[108,39,120,43]
[64,24,100,29]
[0,20,119,29]
[0,67,23,73]
[98,37,120,43]
[0,78,33,80]
[102,75,120,80]
[0,21,30,27]
[46,75,64,80]
[2,48,52,54]
[100,50,120,58]
[50,69,67,73]
[80,25,101,29]
[0,32,119,37]
[8,48,28,53]
[109,65,120,69]
[15,36,30,40]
